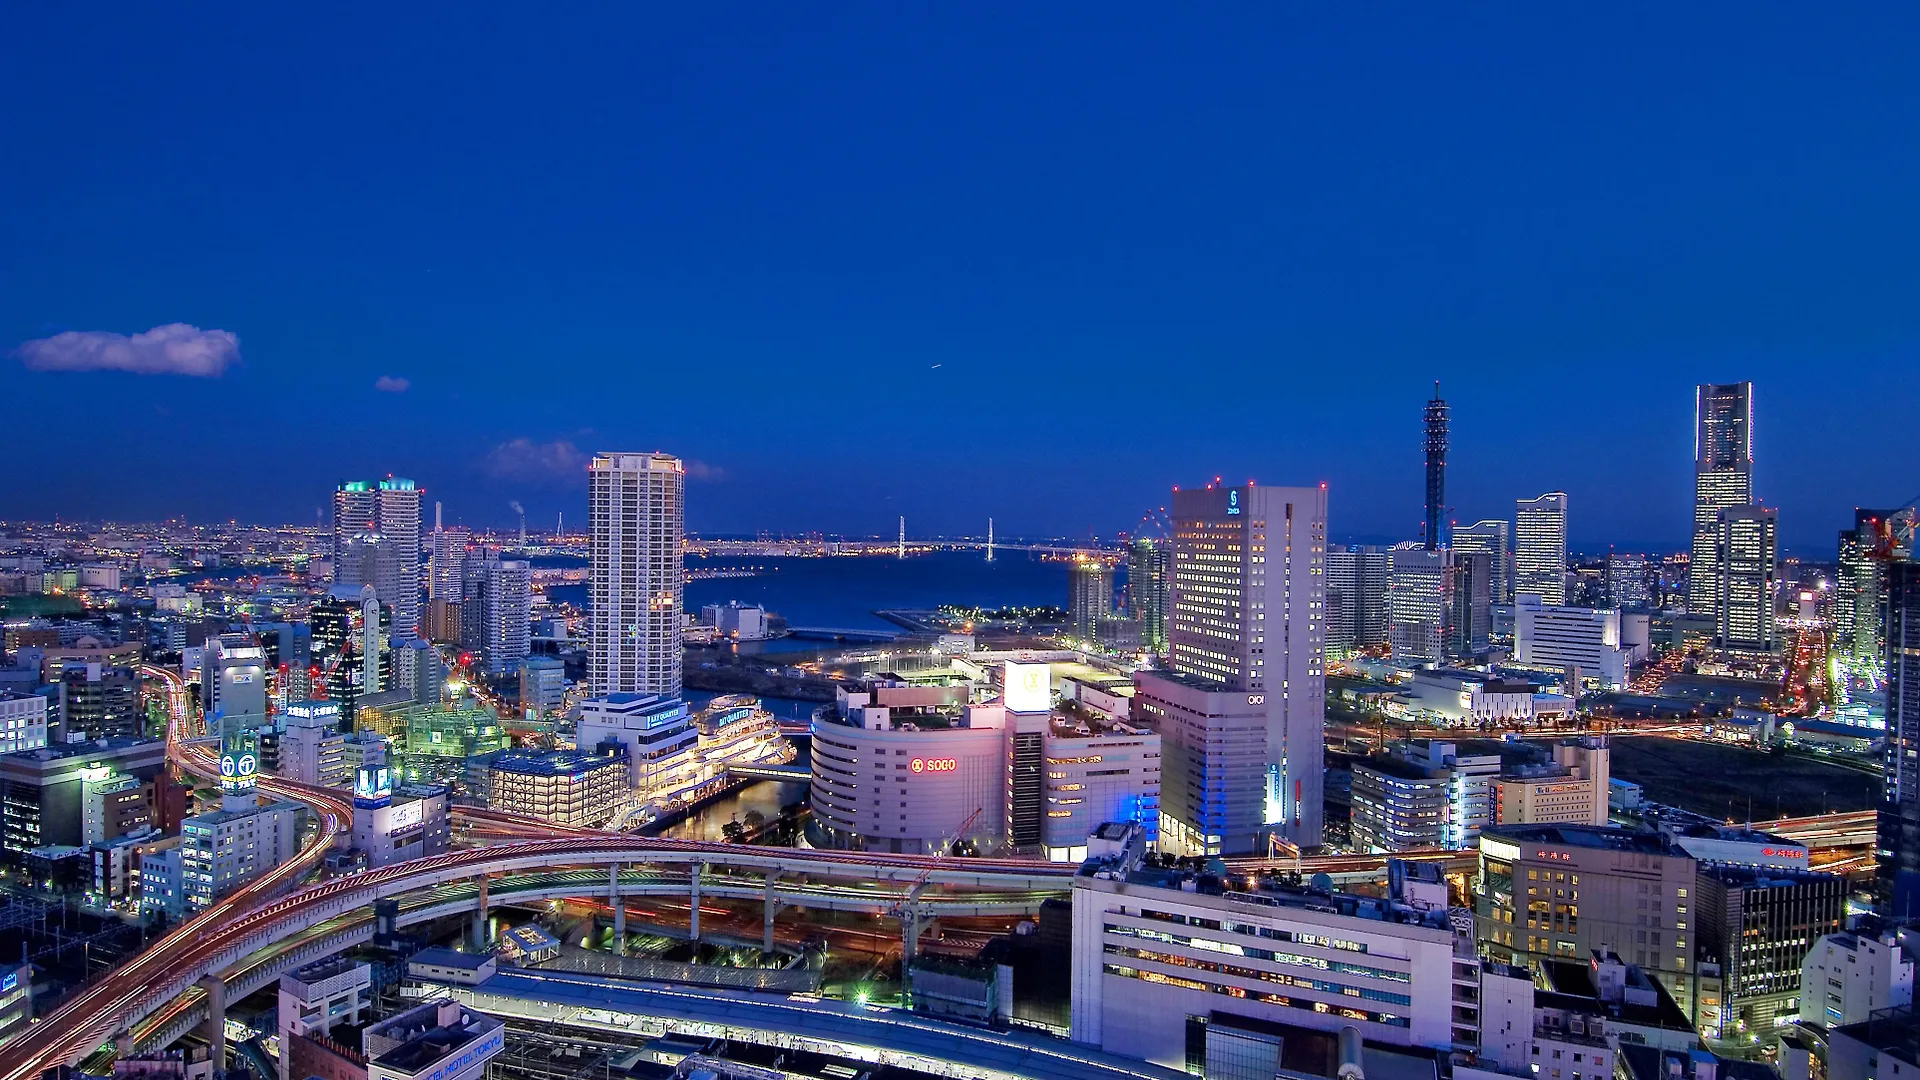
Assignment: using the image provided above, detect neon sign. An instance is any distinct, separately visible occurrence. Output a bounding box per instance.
[910,757,958,774]
[1227,490,1241,516]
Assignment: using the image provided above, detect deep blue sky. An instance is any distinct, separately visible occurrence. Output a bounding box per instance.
[4,6,1917,552]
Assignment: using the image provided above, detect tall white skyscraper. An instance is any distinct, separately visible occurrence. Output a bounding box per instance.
[485,556,532,677]
[1690,382,1755,619]
[1716,504,1777,653]
[1142,481,1326,852]
[589,452,684,695]
[1452,519,1512,605]
[1514,492,1569,604]
[332,478,422,637]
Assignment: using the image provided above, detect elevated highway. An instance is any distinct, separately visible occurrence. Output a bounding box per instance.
[0,833,1076,1075]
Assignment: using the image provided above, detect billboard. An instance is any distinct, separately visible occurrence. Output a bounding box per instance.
[218,731,259,796]
[1004,662,1051,713]
[355,765,393,804]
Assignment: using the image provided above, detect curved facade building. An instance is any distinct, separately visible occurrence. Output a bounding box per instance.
[810,712,1006,855]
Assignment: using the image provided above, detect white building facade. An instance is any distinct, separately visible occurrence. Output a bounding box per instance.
[588,452,684,695]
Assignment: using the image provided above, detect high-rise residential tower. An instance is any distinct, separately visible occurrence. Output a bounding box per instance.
[1715,505,1778,653]
[429,525,470,601]
[1069,558,1113,642]
[1452,520,1512,605]
[1838,510,1892,672]
[1690,382,1755,618]
[1127,537,1171,656]
[1514,492,1569,604]
[588,452,684,695]
[331,478,422,637]
[1424,383,1448,551]
[1137,481,1326,853]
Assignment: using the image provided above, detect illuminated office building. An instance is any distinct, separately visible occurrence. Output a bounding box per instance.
[1606,552,1653,610]
[1386,544,1450,664]
[1514,492,1569,605]
[589,452,683,695]
[310,585,391,727]
[202,632,268,730]
[1689,382,1755,618]
[1140,481,1326,853]
[1714,504,1777,653]
[429,525,469,601]
[1452,520,1512,605]
[1127,537,1171,656]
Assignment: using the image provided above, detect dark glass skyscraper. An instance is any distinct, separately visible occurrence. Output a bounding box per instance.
[1424,383,1449,551]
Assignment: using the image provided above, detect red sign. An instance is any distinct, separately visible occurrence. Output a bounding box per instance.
[1762,847,1805,859]
[911,757,958,774]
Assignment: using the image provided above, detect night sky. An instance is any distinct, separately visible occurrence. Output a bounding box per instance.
[4,6,1917,551]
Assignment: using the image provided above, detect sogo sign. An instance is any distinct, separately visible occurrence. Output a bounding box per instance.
[911,757,959,774]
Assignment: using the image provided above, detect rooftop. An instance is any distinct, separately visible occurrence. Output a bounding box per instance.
[407,947,494,972]
[1481,824,1673,855]
[1082,852,1454,933]
[487,746,628,776]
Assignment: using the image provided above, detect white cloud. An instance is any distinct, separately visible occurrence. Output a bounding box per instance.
[16,323,240,376]
[484,438,587,482]
[374,375,411,393]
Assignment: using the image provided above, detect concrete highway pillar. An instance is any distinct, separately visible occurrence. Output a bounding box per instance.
[472,872,490,949]
[198,973,227,1072]
[763,872,781,954]
[901,884,927,967]
[610,864,625,954]
[114,1032,138,1063]
[689,862,704,942]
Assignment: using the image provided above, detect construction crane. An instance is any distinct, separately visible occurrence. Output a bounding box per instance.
[892,806,983,913]
[892,806,983,973]
[1869,495,1920,561]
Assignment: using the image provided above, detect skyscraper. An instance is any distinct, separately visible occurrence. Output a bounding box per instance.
[1878,558,1920,900]
[1838,510,1892,672]
[1606,552,1653,610]
[1140,481,1327,853]
[1069,559,1113,641]
[1424,383,1448,551]
[331,478,422,637]
[457,547,532,677]
[1326,545,1392,655]
[310,585,391,727]
[1449,551,1492,658]
[1690,382,1755,618]
[588,452,684,696]
[1127,537,1171,656]
[1387,544,1451,662]
[1514,492,1569,604]
[1715,505,1778,653]
[1452,520,1512,605]
[429,525,470,601]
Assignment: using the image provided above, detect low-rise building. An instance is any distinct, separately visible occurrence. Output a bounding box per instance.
[574,693,696,793]
[363,999,503,1080]
[0,692,49,755]
[351,768,450,869]
[1800,928,1916,1029]
[0,737,167,859]
[1070,825,1464,1069]
[277,959,373,1080]
[473,746,629,828]
[1350,740,1502,852]
[1693,864,1845,1042]
[177,798,303,911]
[1495,735,1609,828]
[516,657,566,718]
[1402,669,1538,726]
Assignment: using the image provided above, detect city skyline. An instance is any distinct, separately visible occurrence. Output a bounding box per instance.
[5,9,1920,547]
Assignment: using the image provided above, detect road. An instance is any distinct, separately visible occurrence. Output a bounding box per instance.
[0,671,353,1080]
